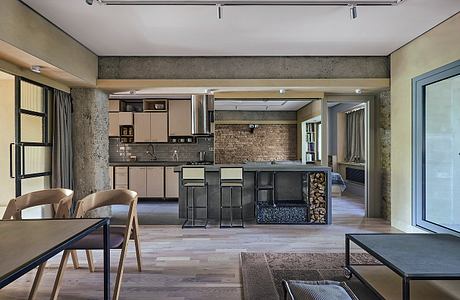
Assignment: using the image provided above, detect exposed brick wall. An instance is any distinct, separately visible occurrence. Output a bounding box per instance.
[215,124,297,164]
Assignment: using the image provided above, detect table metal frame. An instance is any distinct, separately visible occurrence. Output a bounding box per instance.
[345,233,460,300]
[0,218,111,300]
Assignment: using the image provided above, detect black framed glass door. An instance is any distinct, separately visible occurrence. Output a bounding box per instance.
[14,78,52,197]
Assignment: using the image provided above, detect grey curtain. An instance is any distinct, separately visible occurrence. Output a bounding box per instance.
[346,108,365,163]
[51,90,73,189]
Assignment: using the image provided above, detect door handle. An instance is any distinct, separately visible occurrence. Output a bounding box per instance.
[9,143,15,179]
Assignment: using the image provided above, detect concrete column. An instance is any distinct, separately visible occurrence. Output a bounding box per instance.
[71,88,111,217]
[378,89,391,221]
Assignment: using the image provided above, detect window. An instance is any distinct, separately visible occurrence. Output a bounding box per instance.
[413,59,460,234]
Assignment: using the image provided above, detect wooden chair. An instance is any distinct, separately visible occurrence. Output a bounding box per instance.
[51,189,142,300]
[2,188,74,300]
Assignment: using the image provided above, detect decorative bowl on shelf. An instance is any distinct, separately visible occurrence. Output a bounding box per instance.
[154,103,165,110]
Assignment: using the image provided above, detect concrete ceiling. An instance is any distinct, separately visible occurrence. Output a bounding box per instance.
[22,0,460,56]
[215,100,311,110]
[0,70,14,80]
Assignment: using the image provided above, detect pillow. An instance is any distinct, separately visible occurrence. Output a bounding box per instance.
[283,280,359,300]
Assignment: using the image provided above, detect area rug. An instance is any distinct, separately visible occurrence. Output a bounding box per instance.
[240,252,381,300]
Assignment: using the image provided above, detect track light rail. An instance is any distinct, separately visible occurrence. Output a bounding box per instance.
[95,0,404,6]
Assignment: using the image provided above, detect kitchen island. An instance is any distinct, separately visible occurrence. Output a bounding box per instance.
[175,163,331,224]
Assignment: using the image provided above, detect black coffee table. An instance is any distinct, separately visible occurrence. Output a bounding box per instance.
[345,233,460,300]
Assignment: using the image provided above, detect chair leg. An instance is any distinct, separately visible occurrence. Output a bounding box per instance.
[51,250,70,300]
[113,241,130,300]
[85,250,95,272]
[132,217,142,272]
[28,262,46,300]
[71,250,80,269]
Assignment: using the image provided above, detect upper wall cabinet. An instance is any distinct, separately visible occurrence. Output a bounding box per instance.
[150,112,168,142]
[134,112,168,143]
[134,113,151,142]
[109,100,120,112]
[109,113,119,137]
[168,100,192,136]
[118,112,133,126]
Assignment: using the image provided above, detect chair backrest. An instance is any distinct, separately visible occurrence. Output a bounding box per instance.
[220,167,244,182]
[74,189,138,219]
[182,167,205,181]
[2,188,74,220]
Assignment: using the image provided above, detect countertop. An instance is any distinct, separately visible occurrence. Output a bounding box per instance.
[110,161,191,166]
[173,164,331,172]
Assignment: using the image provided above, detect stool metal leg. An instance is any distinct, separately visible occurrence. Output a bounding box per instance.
[219,185,223,228]
[205,184,208,228]
[240,186,244,228]
[183,186,208,228]
[182,187,189,228]
[230,187,233,227]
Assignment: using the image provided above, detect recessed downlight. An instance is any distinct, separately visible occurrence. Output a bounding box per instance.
[30,65,41,74]
[355,88,363,94]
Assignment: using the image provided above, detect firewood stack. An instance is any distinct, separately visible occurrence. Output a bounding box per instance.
[309,172,327,223]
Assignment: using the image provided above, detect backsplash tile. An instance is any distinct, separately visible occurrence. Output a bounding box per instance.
[109,137,214,163]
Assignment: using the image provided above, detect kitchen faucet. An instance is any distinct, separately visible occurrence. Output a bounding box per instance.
[146,144,157,160]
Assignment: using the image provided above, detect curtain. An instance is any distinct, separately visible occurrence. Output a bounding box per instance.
[51,90,73,189]
[346,108,365,163]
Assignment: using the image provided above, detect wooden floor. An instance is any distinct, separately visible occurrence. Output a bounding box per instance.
[0,193,396,300]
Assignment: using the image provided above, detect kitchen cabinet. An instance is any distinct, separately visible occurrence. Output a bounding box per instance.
[168,100,191,136]
[147,167,164,198]
[165,166,179,198]
[125,166,165,198]
[109,100,120,112]
[150,113,168,142]
[129,167,147,197]
[109,113,119,137]
[134,112,168,143]
[114,167,128,189]
[119,112,133,126]
[134,113,150,142]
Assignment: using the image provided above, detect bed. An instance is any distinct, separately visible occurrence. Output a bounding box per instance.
[331,172,346,197]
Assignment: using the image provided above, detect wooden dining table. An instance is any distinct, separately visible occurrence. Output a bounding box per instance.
[0,218,110,300]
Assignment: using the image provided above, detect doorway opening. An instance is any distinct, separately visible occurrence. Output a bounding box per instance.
[327,101,368,220]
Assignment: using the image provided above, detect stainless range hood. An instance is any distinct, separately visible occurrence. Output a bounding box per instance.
[191,94,212,135]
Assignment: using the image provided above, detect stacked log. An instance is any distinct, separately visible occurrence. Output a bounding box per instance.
[309,172,327,223]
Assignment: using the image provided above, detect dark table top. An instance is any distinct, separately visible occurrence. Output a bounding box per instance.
[348,233,460,278]
[0,219,105,287]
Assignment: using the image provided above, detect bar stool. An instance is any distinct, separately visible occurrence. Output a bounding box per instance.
[219,167,244,228]
[182,167,208,228]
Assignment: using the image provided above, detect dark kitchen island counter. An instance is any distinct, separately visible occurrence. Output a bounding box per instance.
[175,163,331,224]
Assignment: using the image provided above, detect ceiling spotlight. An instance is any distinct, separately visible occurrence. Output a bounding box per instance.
[355,88,362,94]
[279,88,286,94]
[30,65,41,74]
[350,4,358,19]
[129,90,136,95]
[217,4,223,20]
[86,0,94,4]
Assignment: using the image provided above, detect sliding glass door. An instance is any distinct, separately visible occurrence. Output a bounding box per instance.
[15,78,52,197]
[413,60,460,234]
